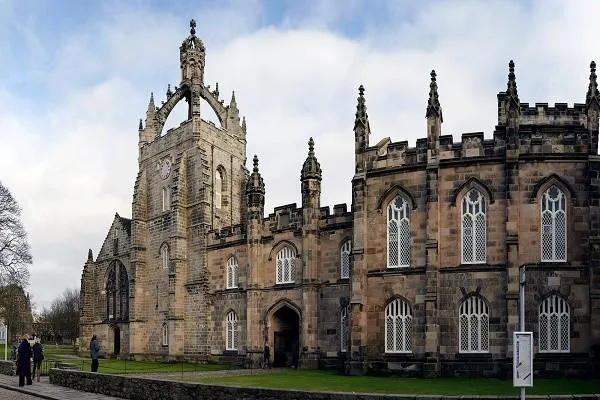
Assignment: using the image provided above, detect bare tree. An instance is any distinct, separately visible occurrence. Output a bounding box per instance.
[0,284,33,340]
[0,182,32,288]
[40,288,80,344]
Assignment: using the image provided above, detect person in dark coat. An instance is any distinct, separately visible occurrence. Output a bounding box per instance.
[90,335,100,372]
[16,336,32,386]
[32,339,44,382]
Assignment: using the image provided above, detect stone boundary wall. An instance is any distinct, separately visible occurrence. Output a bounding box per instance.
[48,368,599,400]
[0,360,15,376]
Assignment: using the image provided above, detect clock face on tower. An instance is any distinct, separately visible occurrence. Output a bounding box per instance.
[160,160,171,179]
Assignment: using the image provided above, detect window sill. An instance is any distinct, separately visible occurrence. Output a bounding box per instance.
[223,350,239,355]
[368,267,426,277]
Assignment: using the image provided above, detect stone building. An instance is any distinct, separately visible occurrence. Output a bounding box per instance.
[79,20,600,377]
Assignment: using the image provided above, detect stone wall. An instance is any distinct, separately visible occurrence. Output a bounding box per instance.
[46,368,533,400]
[0,360,15,376]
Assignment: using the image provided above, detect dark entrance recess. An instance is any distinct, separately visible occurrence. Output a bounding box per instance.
[272,306,300,367]
[114,327,121,355]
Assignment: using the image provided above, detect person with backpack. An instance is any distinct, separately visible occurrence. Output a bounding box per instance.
[32,339,44,382]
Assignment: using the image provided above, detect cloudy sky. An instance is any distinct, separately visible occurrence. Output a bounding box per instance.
[0,0,597,310]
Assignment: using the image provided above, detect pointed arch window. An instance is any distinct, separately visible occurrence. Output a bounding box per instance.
[226,257,239,289]
[226,311,239,351]
[462,189,487,264]
[340,240,352,279]
[539,295,570,353]
[387,195,411,268]
[162,323,168,346]
[215,169,223,209]
[276,246,295,284]
[106,266,116,320]
[541,186,567,262]
[118,267,129,320]
[385,298,413,353]
[459,296,489,353]
[161,245,169,270]
[340,306,349,352]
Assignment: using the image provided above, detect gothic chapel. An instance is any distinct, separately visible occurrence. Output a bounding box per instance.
[79,20,600,377]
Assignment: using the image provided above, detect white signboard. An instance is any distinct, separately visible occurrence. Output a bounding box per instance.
[0,324,6,345]
[513,331,533,387]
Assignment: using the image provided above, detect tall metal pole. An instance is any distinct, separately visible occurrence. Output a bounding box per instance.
[519,266,526,400]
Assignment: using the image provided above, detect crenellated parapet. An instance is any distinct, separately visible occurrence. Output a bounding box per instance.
[318,203,353,230]
[207,224,246,247]
[355,60,598,172]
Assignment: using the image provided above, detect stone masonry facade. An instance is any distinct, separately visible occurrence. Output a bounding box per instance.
[79,20,600,378]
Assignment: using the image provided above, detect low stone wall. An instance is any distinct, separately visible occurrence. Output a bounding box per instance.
[0,360,15,376]
[49,368,582,400]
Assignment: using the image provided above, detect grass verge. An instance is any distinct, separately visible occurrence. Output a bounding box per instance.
[190,369,600,395]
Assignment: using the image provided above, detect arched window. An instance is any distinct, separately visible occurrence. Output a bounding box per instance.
[276,246,295,284]
[459,296,489,353]
[106,266,116,320]
[388,195,411,268]
[226,257,239,289]
[118,267,129,320]
[539,295,570,353]
[162,187,170,212]
[162,323,168,346]
[541,186,567,262]
[462,189,487,264]
[215,169,223,209]
[162,245,169,270]
[226,311,238,351]
[340,240,352,279]
[340,306,349,352]
[385,298,413,353]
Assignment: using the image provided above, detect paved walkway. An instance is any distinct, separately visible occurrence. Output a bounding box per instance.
[0,375,122,400]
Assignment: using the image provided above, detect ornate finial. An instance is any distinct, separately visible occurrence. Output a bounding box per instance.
[505,60,520,112]
[87,249,93,263]
[190,19,196,36]
[166,84,172,97]
[301,137,322,181]
[214,82,220,98]
[231,90,236,103]
[354,84,369,130]
[241,116,247,133]
[149,92,154,104]
[426,69,442,121]
[587,60,599,111]
[138,118,143,130]
[246,154,265,206]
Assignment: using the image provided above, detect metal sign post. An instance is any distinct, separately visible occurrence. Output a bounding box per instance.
[514,266,533,399]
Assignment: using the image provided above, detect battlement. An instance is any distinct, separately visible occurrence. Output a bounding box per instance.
[365,117,593,171]
[497,96,588,127]
[207,224,246,246]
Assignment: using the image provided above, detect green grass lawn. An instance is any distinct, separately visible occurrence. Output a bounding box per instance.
[42,344,235,375]
[191,370,600,395]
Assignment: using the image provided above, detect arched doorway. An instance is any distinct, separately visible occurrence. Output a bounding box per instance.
[270,305,300,367]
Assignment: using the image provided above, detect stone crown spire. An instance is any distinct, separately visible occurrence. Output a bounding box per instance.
[586,61,600,110]
[425,70,443,121]
[87,249,93,263]
[505,60,520,111]
[301,137,322,181]
[354,85,369,130]
[246,155,265,196]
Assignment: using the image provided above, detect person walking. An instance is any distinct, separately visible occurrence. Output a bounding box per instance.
[32,339,44,382]
[16,336,32,386]
[90,335,100,372]
[263,344,270,369]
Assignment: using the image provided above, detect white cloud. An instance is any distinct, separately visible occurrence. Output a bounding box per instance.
[0,0,598,310]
